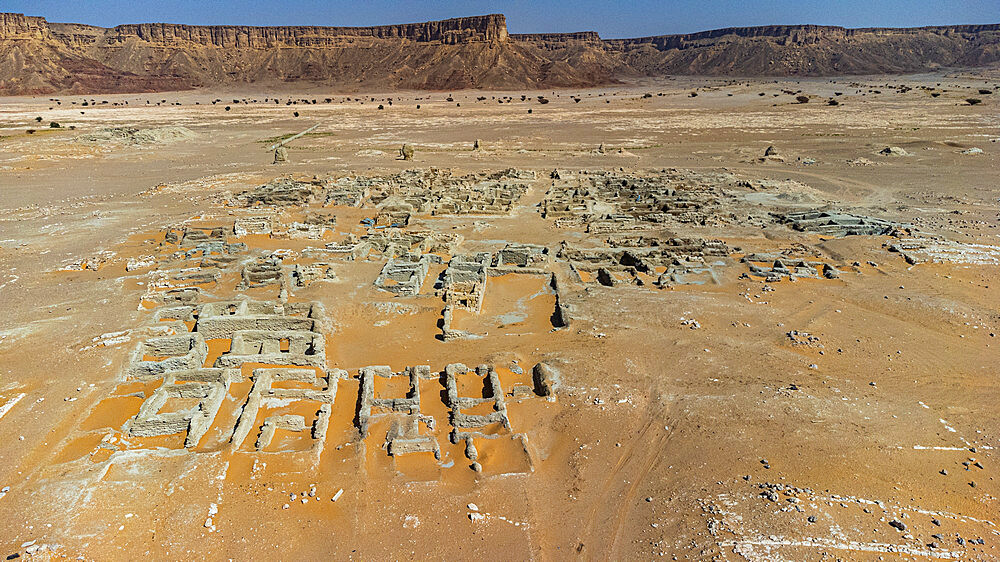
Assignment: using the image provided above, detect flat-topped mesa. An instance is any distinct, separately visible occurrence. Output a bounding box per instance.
[0,12,48,37]
[511,31,602,43]
[102,14,509,47]
[604,23,1000,50]
[2,12,999,94]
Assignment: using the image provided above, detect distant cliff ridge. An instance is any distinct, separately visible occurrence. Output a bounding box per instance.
[104,14,509,47]
[604,23,1000,50]
[1,12,998,94]
[511,32,602,43]
[0,12,48,36]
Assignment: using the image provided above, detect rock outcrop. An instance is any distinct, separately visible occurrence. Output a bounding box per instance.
[1,12,999,94]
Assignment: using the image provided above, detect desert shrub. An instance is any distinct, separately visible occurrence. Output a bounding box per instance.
[966,98,982,105]
[50,122,61,128]
[796,95,809,103]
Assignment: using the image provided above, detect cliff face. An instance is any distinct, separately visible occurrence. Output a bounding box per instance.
[594,24,1000,76]
[1,13,998,95]
[604,23,1000,50]
[0,12,48,37]
[511,32,602,43]
[102,14,509,48]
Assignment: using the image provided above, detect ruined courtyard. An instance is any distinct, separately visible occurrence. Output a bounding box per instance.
[0,74,998,560]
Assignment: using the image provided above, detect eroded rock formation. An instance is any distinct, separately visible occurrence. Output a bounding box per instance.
[1,12,999,94]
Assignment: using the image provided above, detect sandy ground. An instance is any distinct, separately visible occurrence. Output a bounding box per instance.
[0,74,998,560]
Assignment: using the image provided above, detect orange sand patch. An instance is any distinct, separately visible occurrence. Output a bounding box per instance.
[373,374,412,399]
[473,435,532,475]
[80,396,144,431]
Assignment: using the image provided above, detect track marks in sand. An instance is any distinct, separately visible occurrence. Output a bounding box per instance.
[577,411,672,559]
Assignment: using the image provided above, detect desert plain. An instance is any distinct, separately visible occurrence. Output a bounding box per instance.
[0,72,998,561]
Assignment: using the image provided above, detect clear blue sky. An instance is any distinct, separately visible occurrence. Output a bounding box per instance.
[7,0,998,38]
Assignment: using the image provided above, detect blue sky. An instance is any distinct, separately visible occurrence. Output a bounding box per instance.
[6,0,999,38]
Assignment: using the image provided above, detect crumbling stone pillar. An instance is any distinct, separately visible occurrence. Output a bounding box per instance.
[400,144,414,160]
[273,146,288,164]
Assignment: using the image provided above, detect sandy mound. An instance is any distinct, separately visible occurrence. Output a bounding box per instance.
[75,126,196,146]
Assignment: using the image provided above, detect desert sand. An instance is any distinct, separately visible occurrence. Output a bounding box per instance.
[0,73,998,560]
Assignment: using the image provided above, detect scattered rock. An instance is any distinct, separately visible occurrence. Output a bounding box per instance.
[400,144,414,160]
[879,146,912,157]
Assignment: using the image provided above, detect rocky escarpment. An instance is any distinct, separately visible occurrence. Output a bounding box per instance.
[103,14,508,47]
[517,24,1000,76]
[511,32,602,43]
[599,24,1000,75]
[0,12,48,36]
[1,12,999,94]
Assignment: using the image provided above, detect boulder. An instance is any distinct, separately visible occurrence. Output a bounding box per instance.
[879,146,911,157]
[273,146,288,163]
[400,144,414,160]
[533,362,560,397]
